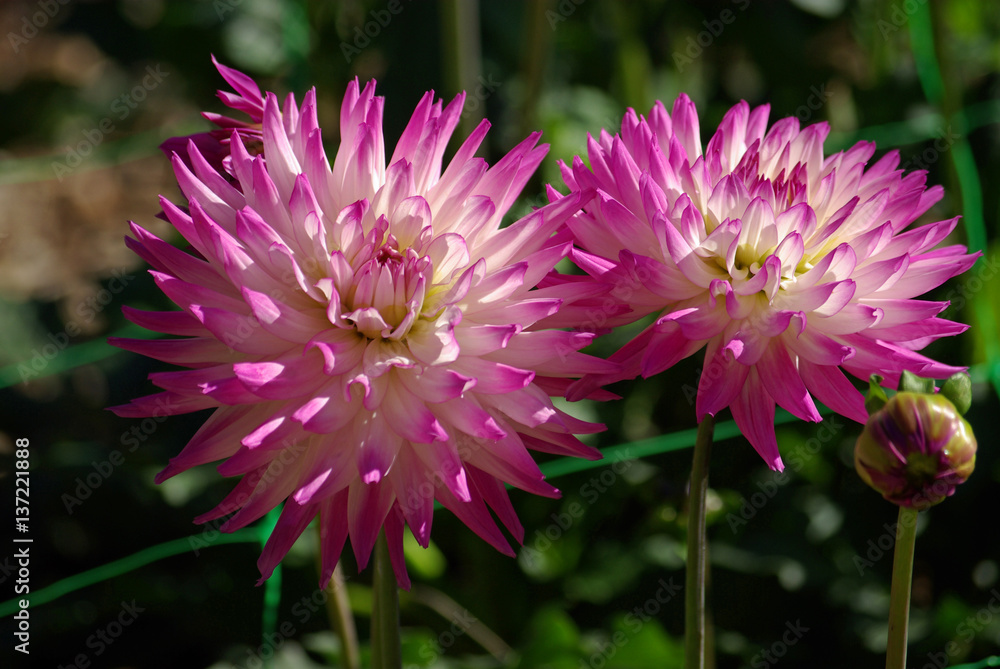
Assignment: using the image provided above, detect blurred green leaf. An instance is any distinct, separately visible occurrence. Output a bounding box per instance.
[605,615,683,669]
[515,606,582,669]
[404,531,448,580]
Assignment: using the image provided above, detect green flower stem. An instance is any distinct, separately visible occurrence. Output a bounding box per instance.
[685,415,715,669]
[441,0,482,139]
[886,506,919,669]
[371,530,401,669]
[329,562,361,669]
[316,528,360,669]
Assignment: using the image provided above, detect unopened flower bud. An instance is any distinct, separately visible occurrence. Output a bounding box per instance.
[855,392,976,509]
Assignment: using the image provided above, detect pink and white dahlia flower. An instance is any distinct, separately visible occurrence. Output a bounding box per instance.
[562,94,977,470]
[112,62,614,588]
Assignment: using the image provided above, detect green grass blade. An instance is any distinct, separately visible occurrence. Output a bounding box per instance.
[0,529,258,617]
[539,407,822,479]
[0,323,160,390]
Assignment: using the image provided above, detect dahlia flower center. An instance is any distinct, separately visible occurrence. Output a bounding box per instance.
[704,197,814,294]
[376,244,403,265]
[702,161,819,289]
[733,243,767,274]
[343,239,429,340]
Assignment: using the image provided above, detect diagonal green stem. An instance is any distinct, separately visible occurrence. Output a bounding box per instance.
[886,506,919,669]
[329,562,361,669]
[0,529,258,616]
[317,524,360,669]
[371,530,401,669]
[685,415,715,669]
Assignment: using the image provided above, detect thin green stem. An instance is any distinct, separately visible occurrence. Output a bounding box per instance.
[516,0,552,141]
[685,415,715,669]
[440,0,483,140]
[0,529,258,616]
[886,506,919,669]
[371,531,401,669]
[405,585,514,662]
[322,558,361,669]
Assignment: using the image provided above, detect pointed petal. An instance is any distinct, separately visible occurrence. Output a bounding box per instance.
[730,369,783,471]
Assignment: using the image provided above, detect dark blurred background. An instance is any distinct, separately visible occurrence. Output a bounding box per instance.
[1,0,998,667]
